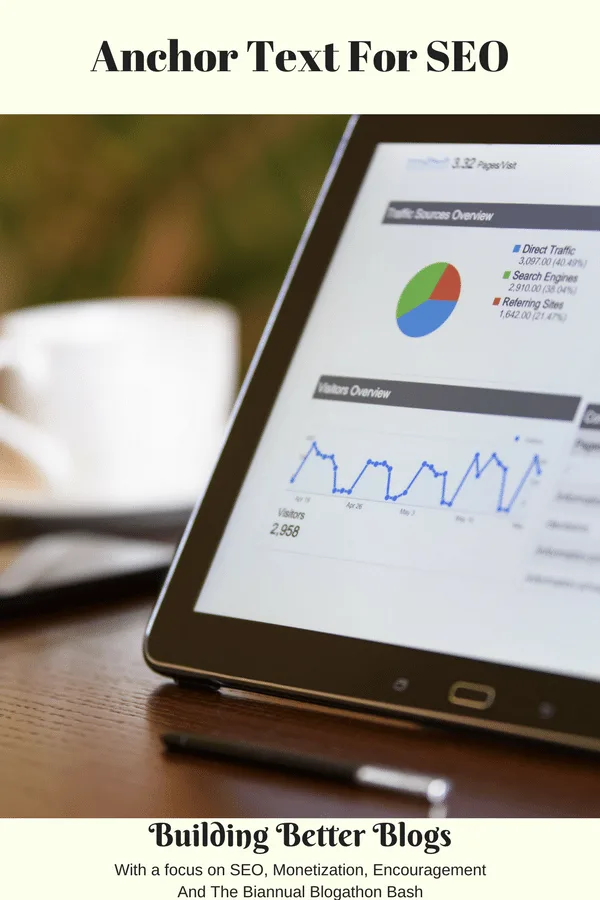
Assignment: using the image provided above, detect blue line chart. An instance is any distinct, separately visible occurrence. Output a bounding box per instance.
[289,440,543,514]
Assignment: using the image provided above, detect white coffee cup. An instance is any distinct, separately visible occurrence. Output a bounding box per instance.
[0,297,238,510]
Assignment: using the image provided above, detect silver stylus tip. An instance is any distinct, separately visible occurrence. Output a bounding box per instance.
[355,765,452,804]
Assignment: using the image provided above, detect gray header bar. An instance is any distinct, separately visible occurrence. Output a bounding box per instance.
[313,376,580,422]
[383,201,600,231]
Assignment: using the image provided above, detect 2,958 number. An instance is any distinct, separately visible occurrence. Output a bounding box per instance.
[270,522,301,537]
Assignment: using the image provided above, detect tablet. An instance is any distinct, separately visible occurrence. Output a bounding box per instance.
[145,115,600,752]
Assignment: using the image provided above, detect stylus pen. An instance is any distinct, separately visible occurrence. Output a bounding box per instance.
[162,732,451,804]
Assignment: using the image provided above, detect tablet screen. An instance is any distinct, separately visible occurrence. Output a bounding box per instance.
[195,143,600,683]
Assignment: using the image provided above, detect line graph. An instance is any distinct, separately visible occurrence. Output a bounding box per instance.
[289,439,543,514]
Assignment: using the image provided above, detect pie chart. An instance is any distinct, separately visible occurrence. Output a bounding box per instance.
[396,262,461,338]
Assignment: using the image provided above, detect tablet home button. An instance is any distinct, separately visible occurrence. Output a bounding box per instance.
[448,680,496,710]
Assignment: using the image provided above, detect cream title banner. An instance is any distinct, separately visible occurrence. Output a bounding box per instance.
[0,818,596,899]
[1,0,597,112]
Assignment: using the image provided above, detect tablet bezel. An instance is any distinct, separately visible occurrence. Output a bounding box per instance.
[145,115,600,752]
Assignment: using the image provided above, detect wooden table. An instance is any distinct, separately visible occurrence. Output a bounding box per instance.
[1,595,599,817]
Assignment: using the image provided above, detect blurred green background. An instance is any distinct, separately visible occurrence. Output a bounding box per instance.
[0,115,347,372]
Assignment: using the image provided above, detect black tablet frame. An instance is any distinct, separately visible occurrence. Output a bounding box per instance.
[145,115,600,752]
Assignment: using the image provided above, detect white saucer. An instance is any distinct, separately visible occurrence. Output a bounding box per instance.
[0,484,198,524]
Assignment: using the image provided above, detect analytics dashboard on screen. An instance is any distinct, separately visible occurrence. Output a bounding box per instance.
[195,143,600,684]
